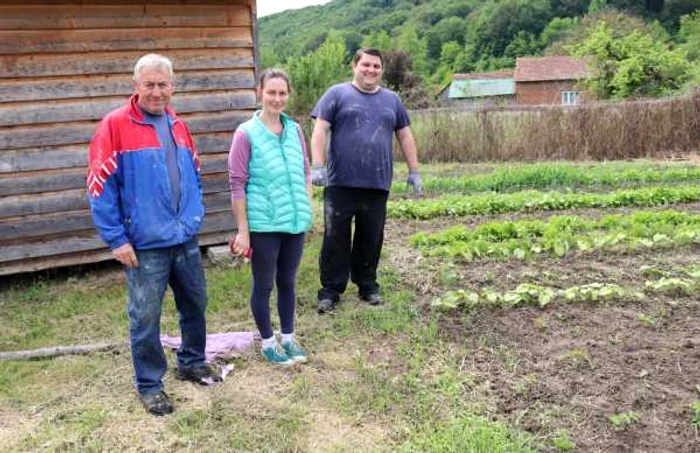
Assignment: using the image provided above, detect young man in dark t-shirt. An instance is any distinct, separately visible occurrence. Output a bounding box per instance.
[310,48,422,313]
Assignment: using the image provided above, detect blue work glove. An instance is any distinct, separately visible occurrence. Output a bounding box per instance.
[407,169,422,197]
[311,165,328,187]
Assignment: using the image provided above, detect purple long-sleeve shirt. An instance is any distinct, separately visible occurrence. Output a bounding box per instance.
[228,124,311,201]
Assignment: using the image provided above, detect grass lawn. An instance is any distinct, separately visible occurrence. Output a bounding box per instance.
[0,226,535,452]
[4,160,700,452]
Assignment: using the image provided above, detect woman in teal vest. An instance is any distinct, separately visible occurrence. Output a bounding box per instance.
[228,69,313,366]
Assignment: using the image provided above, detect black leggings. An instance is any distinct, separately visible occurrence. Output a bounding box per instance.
[249,232,305,339]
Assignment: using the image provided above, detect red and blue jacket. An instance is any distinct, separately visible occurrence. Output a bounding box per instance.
[87,95,205,251]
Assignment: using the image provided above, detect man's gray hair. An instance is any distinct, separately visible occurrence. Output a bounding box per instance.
[133,53,174,81]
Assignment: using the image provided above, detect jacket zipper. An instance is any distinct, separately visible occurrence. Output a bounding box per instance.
[279,126,298,232]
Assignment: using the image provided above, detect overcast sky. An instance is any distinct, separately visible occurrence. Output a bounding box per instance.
[257,0,332,17]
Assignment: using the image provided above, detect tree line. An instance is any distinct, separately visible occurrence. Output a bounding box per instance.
[259,0,700,115]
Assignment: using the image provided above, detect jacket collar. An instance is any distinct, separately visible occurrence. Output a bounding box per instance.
[253,110,292,132]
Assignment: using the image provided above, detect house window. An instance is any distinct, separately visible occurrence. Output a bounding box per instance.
[561,91,579,105]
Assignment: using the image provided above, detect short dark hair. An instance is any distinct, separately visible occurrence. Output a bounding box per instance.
[259,68,291,92]
[352,48,383,66]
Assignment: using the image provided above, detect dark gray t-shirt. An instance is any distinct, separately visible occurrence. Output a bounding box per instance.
[311,83,410,191]
[143,110,181,213]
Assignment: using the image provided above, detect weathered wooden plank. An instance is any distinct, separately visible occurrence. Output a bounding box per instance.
[196,132,236,155]
[0,98,117,128]
[202,155,229,174]
[0,1,249,9]
[0,189,87,218]
[0,210,236,262]
[1,233,105,262]
[196,133,235,155]
[1,0,248,6]
[0,111,251,150]
[0,211,94,241]
[0,70,256,103]
[0,174,230,218]
[0,133,235,173]
[0,230,234,276]
[201,173,230,193]
[0,122,104,152]
[186,111,251,135]
[0,192,232,241]
[0,248,113,276]
[0,27,252,54]
[0,48,254,79]
[206,184,233,206]
[0,145,86,173]
[0,5,251,30]
[0,91,256,126]
[252,0,260,86]
[0,155,229,195]
[179,91,256,116]
[0,169,84,196]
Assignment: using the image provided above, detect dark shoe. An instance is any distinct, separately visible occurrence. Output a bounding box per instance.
[361,293,383,305]
[317,298,337,314]
[139,391,173,416]
[176,365,222,385]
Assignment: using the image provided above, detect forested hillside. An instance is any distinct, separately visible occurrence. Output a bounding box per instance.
[259,0,700,111]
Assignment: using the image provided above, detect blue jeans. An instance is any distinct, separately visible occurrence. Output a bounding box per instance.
[124,237,207,394]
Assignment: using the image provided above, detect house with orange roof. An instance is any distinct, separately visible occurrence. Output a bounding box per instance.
[440,56,592,108]
[514,56,592,105]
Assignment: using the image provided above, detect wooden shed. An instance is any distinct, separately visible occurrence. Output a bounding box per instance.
[0,0,259,275]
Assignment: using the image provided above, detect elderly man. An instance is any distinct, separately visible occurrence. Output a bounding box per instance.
[87,53,220,416]
[311,47,422,314]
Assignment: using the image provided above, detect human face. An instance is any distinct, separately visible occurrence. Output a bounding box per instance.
[259,77,289,116]
[134,68,174,115]
[352,53,383,93]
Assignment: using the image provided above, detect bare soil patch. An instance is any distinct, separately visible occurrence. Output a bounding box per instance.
[385,206,700,452]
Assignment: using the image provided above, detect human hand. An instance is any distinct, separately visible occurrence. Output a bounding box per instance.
[311,165,328,187]
[229,232,251,259]
[407,169,422,197]
[113,243,138,268]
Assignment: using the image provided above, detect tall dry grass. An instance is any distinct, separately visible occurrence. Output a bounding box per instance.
[405,90,700,162]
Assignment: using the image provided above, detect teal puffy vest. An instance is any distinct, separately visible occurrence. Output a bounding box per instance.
[239,112,312,234]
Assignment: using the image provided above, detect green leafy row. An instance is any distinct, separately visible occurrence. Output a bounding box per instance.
[412,210,700,261]
[432,272,699,312]
[641,263,700,296]
[641,263,700,280]
[431,282,642,311]
[645,277,696,296]
[392,163,700,196]
[389,185,700,219]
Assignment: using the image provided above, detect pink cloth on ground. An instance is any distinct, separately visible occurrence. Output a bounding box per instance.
[161,331,257,362]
